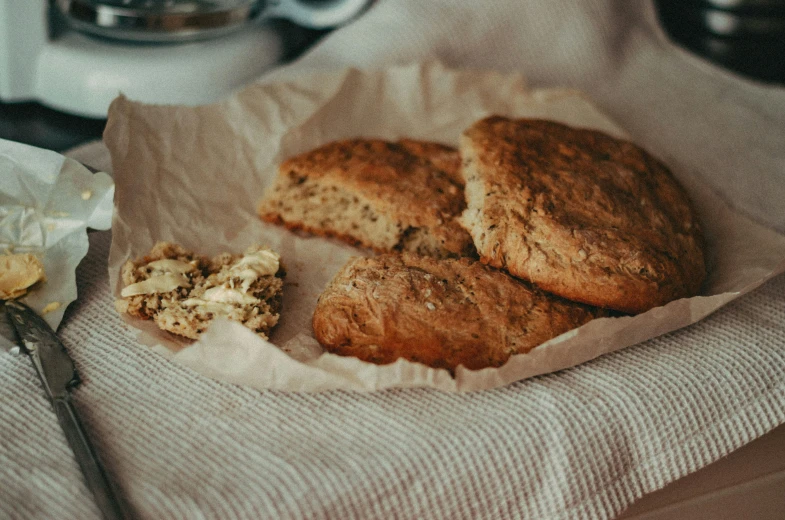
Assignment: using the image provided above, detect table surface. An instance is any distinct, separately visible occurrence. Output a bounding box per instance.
[2,21,783,513]
[618,423,785,519]
[3,130,781,520]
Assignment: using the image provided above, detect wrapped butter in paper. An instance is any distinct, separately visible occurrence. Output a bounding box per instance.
[103,63,785,392]
[0,139,114,349]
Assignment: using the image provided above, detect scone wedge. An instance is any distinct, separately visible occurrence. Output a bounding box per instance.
[258,139,474,258]
[312,253,607,372]
[460,116,706,314]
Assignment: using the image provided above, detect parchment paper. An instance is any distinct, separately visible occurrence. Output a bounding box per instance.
[0,139,114,351]
[104,63,785,392]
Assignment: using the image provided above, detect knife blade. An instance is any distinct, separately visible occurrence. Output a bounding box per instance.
[6,300,126,520]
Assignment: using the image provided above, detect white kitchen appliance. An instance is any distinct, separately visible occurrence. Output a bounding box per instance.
[0,0,369,118]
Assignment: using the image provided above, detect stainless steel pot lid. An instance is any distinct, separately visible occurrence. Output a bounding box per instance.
[55,0,369,42]
[55,0,262,42]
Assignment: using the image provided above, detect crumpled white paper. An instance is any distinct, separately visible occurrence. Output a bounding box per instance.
[104,63,785,392]
[0,139,114,350]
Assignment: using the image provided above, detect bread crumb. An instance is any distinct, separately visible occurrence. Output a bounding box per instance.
[42,301,61,314]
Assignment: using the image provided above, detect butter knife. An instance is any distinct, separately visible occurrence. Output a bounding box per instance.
[6,300,125,520]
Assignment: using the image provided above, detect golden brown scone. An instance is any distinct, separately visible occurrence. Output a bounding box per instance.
[460,116,706,314]
[312,253,607,372]
[116,243,285,340]
[258,139,474,259]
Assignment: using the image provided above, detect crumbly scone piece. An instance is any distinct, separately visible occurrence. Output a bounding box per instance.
[116,243,285,340]
[312,253,607,372]
[154,246,285,340]
[460,116,706,314]
[0,253,46,300]
[116,242,210,320]
[258,139,474,259]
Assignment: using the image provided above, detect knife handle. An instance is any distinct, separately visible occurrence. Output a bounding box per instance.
[53,396,126,520]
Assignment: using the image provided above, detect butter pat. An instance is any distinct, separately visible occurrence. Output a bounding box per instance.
[0,253,46,300]
[120,257,197,297]
[232,249,279,277]
[201,286,259,305]
[181,286,259,314]
[230,249,280,291]
[121,273,191,297]
[147,259,195,275]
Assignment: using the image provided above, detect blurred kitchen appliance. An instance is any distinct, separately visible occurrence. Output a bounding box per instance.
[656,0,785,83]
[0,0,369,118]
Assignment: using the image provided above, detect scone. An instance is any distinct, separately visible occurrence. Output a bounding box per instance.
[155,246,285,339]
[258,139,474,258]
[117,243,285,340]
[312,253,607,372]
[117,242,210,320]
[397,138,463,186]
[460,116,706,314]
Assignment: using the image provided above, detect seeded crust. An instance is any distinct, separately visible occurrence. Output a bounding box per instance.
[312,253,607,372]
[258,139,474,259]
[116,243,285,340]
[397,138,463,186]
[460,117,706,314]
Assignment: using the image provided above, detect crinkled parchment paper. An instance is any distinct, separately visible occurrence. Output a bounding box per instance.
[104,63,785,392]
[0,139,114,349]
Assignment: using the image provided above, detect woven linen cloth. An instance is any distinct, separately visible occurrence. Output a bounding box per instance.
[3,1,785,519]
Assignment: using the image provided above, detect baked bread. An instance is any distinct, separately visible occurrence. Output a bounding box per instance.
[117,242,210,320]
[117,242,285,340]
[460,116,706,314]
[312,253,607,372]
[258,139,474,258]
[397,138,463,186]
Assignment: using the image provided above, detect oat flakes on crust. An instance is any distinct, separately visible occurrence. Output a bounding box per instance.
[312,253,607,372]
[460,117,706,314]
[257,139,474,259]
